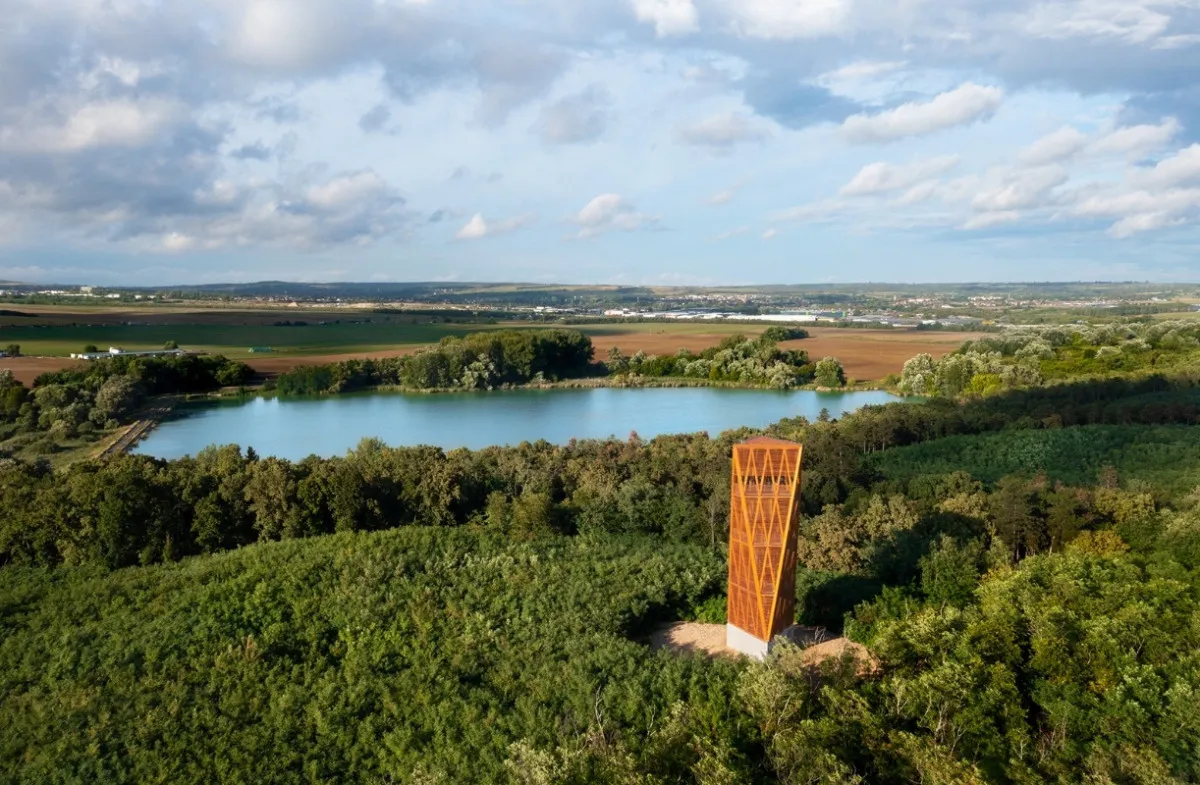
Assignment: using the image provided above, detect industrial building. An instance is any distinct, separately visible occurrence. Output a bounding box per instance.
[69,347,187,361]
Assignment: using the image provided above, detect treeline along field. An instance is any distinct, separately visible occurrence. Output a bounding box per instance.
[270,328,826,393]
[273,329,596,394]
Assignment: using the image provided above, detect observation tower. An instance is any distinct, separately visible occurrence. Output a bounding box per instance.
[726,436,803,659]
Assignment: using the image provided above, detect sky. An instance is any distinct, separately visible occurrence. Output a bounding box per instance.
[3,0,1200,286]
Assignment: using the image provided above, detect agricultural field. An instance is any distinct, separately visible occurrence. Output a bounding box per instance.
[1,304,979,384]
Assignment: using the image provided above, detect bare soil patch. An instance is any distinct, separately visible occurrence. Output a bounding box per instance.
[651,622,876,671]
[796,637,879,675]
[651,622,738,658]
[0,357,84,386]
[245,347,422,378]
[593,327,981,381]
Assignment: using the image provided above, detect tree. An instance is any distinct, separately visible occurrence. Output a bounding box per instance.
[988,476,1046,562]
[164,340,179,350]
[3,344,18,357]
[93,376,142,423]
[0,371,26,421]
[82,344,99,353]
[899,353,937,395]
[919,536,984,606]
[760,325,808,343]
[814,357,846,388]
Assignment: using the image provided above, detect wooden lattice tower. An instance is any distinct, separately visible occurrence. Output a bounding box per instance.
[727,436,803,656]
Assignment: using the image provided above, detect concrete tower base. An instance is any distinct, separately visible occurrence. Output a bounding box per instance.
[725,623,769,660]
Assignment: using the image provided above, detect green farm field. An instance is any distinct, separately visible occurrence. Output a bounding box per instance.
[0,321,481,359]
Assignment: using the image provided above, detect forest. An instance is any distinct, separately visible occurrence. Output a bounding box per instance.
[899,320,1200,397]
[605,327,825,388]
[0,354,252,458]
[3,324,1200,781]
[271,327,823,394]
[272,329,596,394]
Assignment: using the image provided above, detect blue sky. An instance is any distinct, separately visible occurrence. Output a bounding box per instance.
[2,0,1200,285]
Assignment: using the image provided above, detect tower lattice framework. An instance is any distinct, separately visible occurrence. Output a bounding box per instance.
[727,436,804,644]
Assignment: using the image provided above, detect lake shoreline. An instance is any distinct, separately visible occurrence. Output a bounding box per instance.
[214,373,899,400]
[135,387,905,460]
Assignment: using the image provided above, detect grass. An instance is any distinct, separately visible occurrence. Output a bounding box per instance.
[870,424,1200,500]
[0,425,116,468]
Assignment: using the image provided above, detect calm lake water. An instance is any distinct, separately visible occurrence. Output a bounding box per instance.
[133,387,902,460]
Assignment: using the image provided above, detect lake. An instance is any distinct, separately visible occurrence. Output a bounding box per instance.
[133,387,902,460]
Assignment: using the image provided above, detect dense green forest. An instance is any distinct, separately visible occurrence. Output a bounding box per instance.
[0,355,252,457]
[4,331,1200,780]
[899,320,1200,397]
[871,424,1200,498]
[0,531,740,783]
[4,468,1200,782]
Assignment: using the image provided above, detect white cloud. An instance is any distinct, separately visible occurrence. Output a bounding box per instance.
[630,0,699,37]
[770,198,848,223]
[1074,188,1200,218]
[840,83,1004,143]
[761,228,778,240]
[1108,211,1187,237]
[711,225,748,240]
[971,166,1069,211]
[840,155,961,197]
[1071,180,1200,238]
[675,111,770,151]
[535,85,611,145]
[722,0,852,39]
[306,171,388,209]
[229,0,360,69]
[1088,118,1181,157]
[0,99,185,153]
[1023,1,1173,45]
[707,189,735,205]
[573,194,656,238]
[160,232,196,252]
[455,212,533,240]
[1072,185,1200,237]
[962,211,1021,230]
[1133,144,1200,188]
[1152,33,1200,49]
[456,214,489,240]
[1018,127,1089,166]
[818,60,908,83]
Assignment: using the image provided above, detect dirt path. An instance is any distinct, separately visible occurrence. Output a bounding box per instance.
[651,621,877,672]
[93,402,175,458]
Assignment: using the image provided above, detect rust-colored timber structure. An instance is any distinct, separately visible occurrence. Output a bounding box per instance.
[727,436,803,653]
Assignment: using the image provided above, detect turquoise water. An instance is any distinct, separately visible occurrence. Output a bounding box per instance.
[133,387,902,460]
